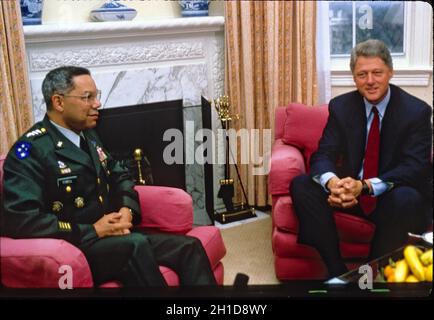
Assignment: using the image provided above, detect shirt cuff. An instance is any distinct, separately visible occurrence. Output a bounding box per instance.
[368,178,391,196]
[313,172,337,193]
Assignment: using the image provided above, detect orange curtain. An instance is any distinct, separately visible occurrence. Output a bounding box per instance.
[0,0,33,155]
[225,1,317,206]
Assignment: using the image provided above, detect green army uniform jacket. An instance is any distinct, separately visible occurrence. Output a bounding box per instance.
[2,115,141,246]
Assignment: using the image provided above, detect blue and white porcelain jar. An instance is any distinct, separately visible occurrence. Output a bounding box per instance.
[90,0,137,22]
[20,0,43,25]
[179,0,210,17]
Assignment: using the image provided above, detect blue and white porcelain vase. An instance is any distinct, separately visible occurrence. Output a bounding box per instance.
[90,0,137,22]
[179,0,210,17]
[20,0,44,25]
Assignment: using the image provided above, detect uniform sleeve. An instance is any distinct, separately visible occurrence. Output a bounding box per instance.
[1,141,98,246]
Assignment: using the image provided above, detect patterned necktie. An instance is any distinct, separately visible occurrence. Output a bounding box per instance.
[360,106,380,215]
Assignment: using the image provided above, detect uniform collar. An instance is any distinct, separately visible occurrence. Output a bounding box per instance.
[43,115,97,172]
[49,120,83,148]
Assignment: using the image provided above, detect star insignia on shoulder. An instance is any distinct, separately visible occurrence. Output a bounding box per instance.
[15,141,32,159]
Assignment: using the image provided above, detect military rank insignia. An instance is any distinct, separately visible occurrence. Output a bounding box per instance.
[58,221,71,232]
[15,142,32,159]
[58,160,71,174]
[96,146,107,163]
[58,161,66,168]
[96,146,108,172]
[25,128,46,138]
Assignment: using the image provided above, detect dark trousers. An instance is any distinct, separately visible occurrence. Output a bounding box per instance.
[290,174,430,278]
[79,231,217,287]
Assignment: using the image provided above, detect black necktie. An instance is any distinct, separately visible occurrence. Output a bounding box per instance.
[80,135,90,155]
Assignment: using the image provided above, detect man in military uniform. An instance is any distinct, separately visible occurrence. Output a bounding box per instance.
[2,66,216,287]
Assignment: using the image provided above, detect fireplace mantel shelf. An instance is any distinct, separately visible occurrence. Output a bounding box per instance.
[24,16,225,43]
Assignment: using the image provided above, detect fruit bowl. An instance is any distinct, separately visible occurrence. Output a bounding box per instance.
[336,244,432,285]
[381,245,432,283]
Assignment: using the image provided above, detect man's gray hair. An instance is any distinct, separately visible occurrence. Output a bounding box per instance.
[350,39,393,72]
[42,66,91,110]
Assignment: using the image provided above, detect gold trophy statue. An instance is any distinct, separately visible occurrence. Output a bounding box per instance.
[133,148,146,185]
[213,95,256,223]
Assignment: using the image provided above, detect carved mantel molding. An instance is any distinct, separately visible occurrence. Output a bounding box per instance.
[28,42,205,72]
[24,16,225,42]
[24,17,225,100]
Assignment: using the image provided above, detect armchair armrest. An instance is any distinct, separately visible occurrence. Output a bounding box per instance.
[0,237,93,288]
[187,226,227,269]
[134,185,193,234]
[268,139,306,196]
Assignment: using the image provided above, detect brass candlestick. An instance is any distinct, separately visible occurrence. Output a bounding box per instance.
[133,148,146,185]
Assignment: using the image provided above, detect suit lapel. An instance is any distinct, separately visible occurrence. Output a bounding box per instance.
[347,96,367,177]
[42,116,96,172]
[379,86,399,173]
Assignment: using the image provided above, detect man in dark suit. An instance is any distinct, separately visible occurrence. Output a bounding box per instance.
[291,39,432,277]
[2,66,216,287]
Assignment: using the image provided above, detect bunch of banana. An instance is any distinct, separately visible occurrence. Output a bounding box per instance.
[383,246,432,283]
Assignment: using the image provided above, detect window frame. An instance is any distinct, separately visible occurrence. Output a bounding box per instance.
[330,1,432,87]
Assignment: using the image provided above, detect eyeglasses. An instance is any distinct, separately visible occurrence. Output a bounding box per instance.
[59,90,102,104]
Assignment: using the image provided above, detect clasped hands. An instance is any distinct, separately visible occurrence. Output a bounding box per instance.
[93,207,133,238]
[326,177,368,209]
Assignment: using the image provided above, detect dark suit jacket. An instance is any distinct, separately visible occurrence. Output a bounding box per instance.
[310,84,433,202]
[2,115,141,246]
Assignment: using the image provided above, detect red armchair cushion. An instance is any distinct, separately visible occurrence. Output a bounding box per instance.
[272,229,321,259]
[268,140,306,196]
[135,185,193,234]
[0,237,93,288]
[282,103,329,170]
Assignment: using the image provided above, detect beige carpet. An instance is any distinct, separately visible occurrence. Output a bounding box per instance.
[220,216,280,285]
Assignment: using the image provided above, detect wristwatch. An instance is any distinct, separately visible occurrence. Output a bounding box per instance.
[361,180,371,196]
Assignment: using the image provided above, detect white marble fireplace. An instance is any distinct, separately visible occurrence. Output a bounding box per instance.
[23,17,225,225]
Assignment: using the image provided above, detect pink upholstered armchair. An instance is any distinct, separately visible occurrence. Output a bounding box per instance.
[0,155,226,288]
[269,103,376,280]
